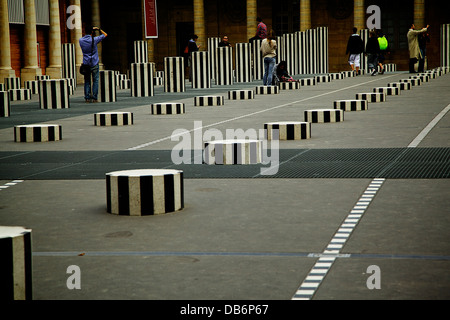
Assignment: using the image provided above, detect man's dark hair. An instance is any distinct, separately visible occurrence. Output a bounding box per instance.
[353,27,357,34]
[257,17,262,22]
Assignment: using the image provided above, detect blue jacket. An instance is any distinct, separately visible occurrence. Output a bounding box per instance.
[79,34,105,67]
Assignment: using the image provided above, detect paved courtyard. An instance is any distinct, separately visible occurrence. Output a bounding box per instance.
[0,69,449,304]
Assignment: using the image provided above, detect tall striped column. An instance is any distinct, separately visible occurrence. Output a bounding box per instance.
[216,47,233,86]
[360,29,370,73]
[306,29,318,74]
[164,57,185,92]
[191,51,210,88]
[235,43,252,83]
[134,40,148,63]
[0,226,32,300]
[62,43,77,82]
[252,39,264,80]
[131,63,154,97]
[441,24,450,67]
[0,90,10,117]
[38,79,70,109]
[316,27,329,74]
[98,70,117,102]
[5,77,21,90]
[208,37,220,81]
[297,31,307,74]
[283,33,298,76]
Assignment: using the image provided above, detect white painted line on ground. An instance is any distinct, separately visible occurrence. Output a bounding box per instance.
[408,104,450,148]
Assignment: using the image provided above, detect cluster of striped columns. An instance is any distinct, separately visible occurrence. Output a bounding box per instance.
[134,40,148,63]
[204,139,262,165]
[164,57,185,93]
[295,27,329,75]
[216,47,233,85]
[106,169,184,216]
[235,43,252,83]
[0,226,32,300]
[131,63,154,97]
[38,79,70,109]
[191,51,210,89]
[14,124,62,142]
[98,70,117,102]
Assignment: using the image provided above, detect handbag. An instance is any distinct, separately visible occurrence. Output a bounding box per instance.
[80,64,91,75]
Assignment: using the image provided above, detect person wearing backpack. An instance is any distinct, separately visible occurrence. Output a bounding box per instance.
[377,30,390,75]
[365,29,380,76]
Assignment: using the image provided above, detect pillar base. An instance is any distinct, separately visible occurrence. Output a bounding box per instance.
[20,68,42,87]
[0,69,17,84]
[45,66,62,79]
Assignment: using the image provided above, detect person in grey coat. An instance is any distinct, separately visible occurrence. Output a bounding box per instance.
[407,23,429,73]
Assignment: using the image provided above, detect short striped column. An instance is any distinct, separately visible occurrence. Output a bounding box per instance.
[216,47,233,85]
[329,73,344,80]
[204,139,262,165]
[38,79,70,109]
[252,39,264,80]
[94,112,133,126]
[64,78,75,95]
[106,169,184,216]
[0,226,32,300]
[120,79,130,90]
[14,124,62,142]
[35,75,50,81]
[256,85,279,95]
[235,43,252,83]
[341,71,356,77]
[279,81,300,90]
[264,122,311,140]
[300,78,316,86]
[384,63,397,72]
[228,89,254,100]
[134,40,148,63]
[388,82,411,90]
[315,75,331,83]
[208,37,220,81]
[355,92,386,102]
[24,81,39,94]
[98,70,117,102]
[410,74,430,83]
[5,77,21,90]
[333,100,368,111]
[153,77,163,86]
[0,84,4,91]
[399,78,421,86]
[420,72,436,79]
[191,51,210,89]
[1,91,10,117]
[373,87,400,96]
[151,103,185,115]
[304,109,344,123]
[131,63,154,97]
[116,74,127,86]
[61,43,76,82]
[164,57,185,92]
[9,89,31,102]
[194,95,224,106]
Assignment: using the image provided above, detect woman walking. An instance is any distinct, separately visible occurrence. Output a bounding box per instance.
[260,31,277,85]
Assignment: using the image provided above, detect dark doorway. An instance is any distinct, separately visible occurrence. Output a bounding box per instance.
[176,22,194,57]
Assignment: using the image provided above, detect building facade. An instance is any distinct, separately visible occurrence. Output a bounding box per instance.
[1,0,449,85]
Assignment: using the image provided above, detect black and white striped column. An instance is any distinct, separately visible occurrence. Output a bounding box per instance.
[256,85,279,95]
[194,95,224,106]
[131,63,154,97]
[304,109,344,123]
[208,37,220,81]
[24,81,38,94]
[151,103,185,115]
[38,79,70,109]
[300,78,316,86]
[62,43,77,81]
[204,140,262,165]
[279,81,300,90]
[9,89,31,101]
[0,226,32,300]
[297,31,307,74]
[106,169,184,216]
[283,33,298,76]
[356,92,386,102]
[264,122,311,140]
[228,89,254,100]
[252,39,264,80]
[316,27,329,74]
[164,57,185,92]
[191,51,210,89]
[441,24,450,67]
[216,47,233,86]
[14,124,62,142]
[35,75,50,81]
[373,87,400,96]
[334,100,368,111]
[307,29,318,74]
[98,70,117,102]
[315,75,331,83]
[94,112,133,126]
[399,78,421,86]
[388,82,411,90]
[1,91,10,117]
[134,40,148,63]
[235,43,252,83]
[5,77,20,90]
[359,29,370,73]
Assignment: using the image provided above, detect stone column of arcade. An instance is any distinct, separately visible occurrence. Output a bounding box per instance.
[21,0,43,87]
[70,0,84,84]
[0,0,16,83]
[46,0,63,79]
[354,0,365,32]
[414,0,425,29]
[299,0,311,31]
[246,0,257,41]
[91,0,104,70]
[193,0,206,50]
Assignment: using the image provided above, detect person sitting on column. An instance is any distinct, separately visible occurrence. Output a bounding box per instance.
[274,61,298,83]
[79,26,107,103]
[218,35,231,47]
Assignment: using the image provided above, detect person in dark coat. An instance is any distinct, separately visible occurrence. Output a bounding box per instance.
[365,29,380,76]
[346,27,364,75]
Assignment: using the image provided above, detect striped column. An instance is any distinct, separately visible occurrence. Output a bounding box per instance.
[399,78,421,86]
[151,103,185,115]
[94,112,133,126]
[0,226,32,300]
[14,124,62,142]
[334,100,368,111]
[204,139,262,165]
[441,24,450,67]
[304,109,344,123]
[216,47,233,86]
[38,79,70,109]
[307,29,318,74]
[24,80,38,94]
[279,81,300,90]
[98,70,117,102]
[191,51,210,89]
[356,92,386,102]
[283,33,298,76]
[388,82,411,90]
[194,95,224,106]
[35,75,50,81]
[264,122,311,140]
[5,77,20,90]
[359,29,370,73]
[1,90,10,117]
[256,85,279,94]
[300,78,315,86]
[106,169,184,216]
[208,37,220,81]
[9,89,31,101]
[373,87,400,96]
[316,75,331,83]
[297,31,307,74]
[235,43,252,83]
[134,40,148,63]
[131,63,154,97]
[228,89,254,100]
[317,27,329,74]
[61,43,76,82]
[252,39,264,80]
[164,57,185,93]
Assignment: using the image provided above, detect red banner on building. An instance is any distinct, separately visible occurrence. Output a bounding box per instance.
[144,0,158,38]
